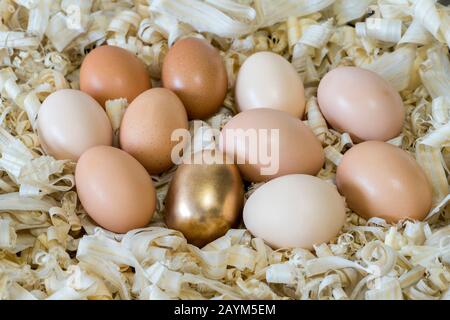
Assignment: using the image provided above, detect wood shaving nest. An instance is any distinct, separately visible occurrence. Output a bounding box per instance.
[0,0,449,300]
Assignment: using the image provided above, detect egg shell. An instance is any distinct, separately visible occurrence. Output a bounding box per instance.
[75,146,156,234]
[119,88,189,175]
[80,45,151,107]
[162,37,228,120]
[235,51,306,118]
[317,66,405,142]
[219,108,324,182]
[244,174,346,249]
[37,89,113,161]
[164,151,244,248]
[336,141,433,222]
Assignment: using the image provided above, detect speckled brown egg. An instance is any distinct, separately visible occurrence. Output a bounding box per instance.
[162,37,228,120]
[80,45,152,107]
[336,141,433,223]
[119,88,189,175]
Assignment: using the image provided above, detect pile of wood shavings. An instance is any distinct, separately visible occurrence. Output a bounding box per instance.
[0,0,449,300]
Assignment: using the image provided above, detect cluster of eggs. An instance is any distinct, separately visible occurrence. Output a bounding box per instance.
[36,37,432,249]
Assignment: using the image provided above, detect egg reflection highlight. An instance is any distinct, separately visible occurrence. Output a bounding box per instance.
[164,151,244,248]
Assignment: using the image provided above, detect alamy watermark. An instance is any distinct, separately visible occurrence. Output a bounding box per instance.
[171,121,280,176]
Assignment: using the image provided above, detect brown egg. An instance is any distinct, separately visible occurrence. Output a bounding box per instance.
[119,88,189,175]
[80,45,151,107]
[164,151,244,248]
[317,66,405,142]
[336,141,433,222]
[162,37,228,120]
[75,146,156,234]
[219,108,324,183]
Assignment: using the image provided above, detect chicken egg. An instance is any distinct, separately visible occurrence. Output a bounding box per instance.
[336,141,433,222]
[75,146,156,234]
[164,151,244,248]
[37,89,113,161]
[119,88,189,175]
[317,66,405,142]
[235,52,306,118]
[244,174,346,249]
[80,45,151,107]
[162,37,228,120]
[219,108,324,182]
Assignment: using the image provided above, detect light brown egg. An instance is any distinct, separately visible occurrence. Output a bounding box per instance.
[80,45,151,107]
[317,66,405,142]
[37,89,113,161]
[244,174,346,250]
[75,146,156,234]
[336,141,433,222]
[164,151,244,248]
[219,108,324,182]
[235,52,306,118]
[162,37,228,120]
[119,88,189,175]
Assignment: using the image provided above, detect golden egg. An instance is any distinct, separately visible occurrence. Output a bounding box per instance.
[164,152,244,247]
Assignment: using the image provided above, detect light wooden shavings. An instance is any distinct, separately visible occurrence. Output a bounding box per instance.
[0,0,449,300]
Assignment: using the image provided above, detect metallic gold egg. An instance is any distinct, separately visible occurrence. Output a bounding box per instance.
[164,152,244,248]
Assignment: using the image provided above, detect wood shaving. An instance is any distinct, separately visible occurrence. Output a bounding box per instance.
[0,0,449,300]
